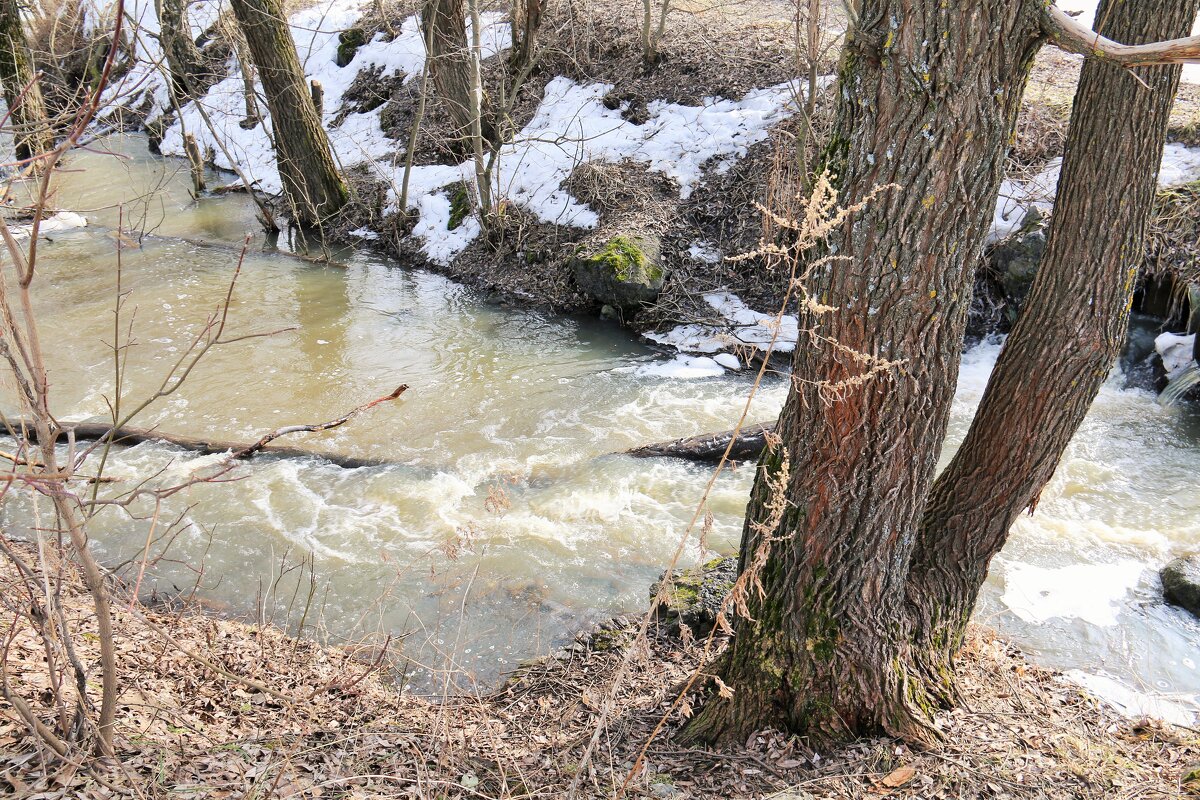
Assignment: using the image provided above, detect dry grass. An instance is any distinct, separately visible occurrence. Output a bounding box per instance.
[2,540,1197,799]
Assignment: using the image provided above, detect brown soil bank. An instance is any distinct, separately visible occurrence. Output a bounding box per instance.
[1,543,1196,798]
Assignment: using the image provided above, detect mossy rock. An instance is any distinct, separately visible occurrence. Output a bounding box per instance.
[650,556,737,637]
[989,207,1046,321]
[570,233,665,312]
[336,28,367,67]
[448,183,472,231]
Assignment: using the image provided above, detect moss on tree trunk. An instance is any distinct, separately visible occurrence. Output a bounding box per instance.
[682,0,1046,746]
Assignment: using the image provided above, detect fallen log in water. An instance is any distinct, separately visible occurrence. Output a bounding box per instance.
[5,388,407,471]
[10,422,391,469]
[625,422,775,463]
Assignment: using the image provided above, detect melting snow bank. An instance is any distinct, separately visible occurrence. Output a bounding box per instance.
[643,291,798,360]
[97,0,822,266]
[1156,332,1196,379]
[991,143,1200,241]
[6,211,89,239]
[1001,561,1145,628]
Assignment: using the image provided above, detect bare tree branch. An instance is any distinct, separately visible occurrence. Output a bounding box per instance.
[1045,3,1200,65]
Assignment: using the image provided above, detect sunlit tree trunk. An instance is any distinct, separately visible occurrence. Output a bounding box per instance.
[905,0,1199,703]
[155,0,203,98]
[0,0,53,166]
[230,0,347,227]
[681,0,1045,745]
[421,0,492,146]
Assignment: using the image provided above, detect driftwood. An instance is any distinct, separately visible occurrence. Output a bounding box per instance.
[7,387,407,471]
[625,422,775,463]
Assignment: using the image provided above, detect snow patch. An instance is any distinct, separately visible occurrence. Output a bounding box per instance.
[1156,332,1196,378]
[392,76,819,262]
[105,0,825,266]
[989,143,1200,242]
[687,240,721,264]
[713,352,741,371]
[8,211,89,239]
[645,292,798,356]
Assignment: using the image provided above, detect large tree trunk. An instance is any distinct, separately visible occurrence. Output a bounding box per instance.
[0,0,53,165]
[905,0,1198,703]
[421,0,493,146]
[156,0,204,99]
[681,0,1045,746]
[230,0,347,227]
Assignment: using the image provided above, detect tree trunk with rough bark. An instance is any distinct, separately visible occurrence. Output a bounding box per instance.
[230,0,347,227]
[905,0,1199,704]
[156,0,203,99]
[681,0,1046,746]
[0,0,53,165]
[421,0,493,146]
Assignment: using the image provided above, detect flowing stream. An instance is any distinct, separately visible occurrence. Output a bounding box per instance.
[3,136,1199,721]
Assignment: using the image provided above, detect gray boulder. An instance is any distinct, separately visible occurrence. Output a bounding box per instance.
[990,218,1046,319]
[1162,556,1200,617]
[571,233,665,312]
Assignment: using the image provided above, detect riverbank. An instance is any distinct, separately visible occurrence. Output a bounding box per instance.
[82,0,1200,344]
[1,540,1195,798]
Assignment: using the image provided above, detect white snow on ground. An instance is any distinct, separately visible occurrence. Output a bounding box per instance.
[97,0,818,265]
[1156,332,1196,378]
[1065,670,1200,727]
[1000,561,1144,627]
[713,352,741,371]
[990,143,1200,242]
[687,240,721,264]
[644,291,798,356]
[390,76,818,262]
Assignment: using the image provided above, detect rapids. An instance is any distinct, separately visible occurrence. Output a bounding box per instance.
[3,136,1198,722]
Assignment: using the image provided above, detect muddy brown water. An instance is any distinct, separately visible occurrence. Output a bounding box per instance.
[3,136,1198,719]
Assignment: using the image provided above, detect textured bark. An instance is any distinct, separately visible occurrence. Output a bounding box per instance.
[156,0,203,98]
[421,0,493,145]
[230,0,347,227]
[682,0,1045,745]
[509,0,541,72]
[0,0,53,165]
[906,0,1199,702]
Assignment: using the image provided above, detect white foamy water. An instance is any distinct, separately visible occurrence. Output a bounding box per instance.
[3,138,1199,719]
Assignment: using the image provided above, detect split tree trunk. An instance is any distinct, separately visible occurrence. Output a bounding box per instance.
[905,0,1199,703]
[230,0,347,227]
[156,0,203,99]
[421,0,493,146]
[0,0,53,165]
[681,0,1046,745]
